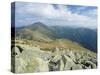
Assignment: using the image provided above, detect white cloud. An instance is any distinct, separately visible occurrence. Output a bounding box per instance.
[15,2,97,28]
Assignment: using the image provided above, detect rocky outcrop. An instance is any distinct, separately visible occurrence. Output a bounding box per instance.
[11,44,97,73]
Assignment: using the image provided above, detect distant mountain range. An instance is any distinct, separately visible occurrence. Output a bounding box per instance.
[15,22,97,52]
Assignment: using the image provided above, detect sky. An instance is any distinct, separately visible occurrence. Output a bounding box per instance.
[12,2,97,29]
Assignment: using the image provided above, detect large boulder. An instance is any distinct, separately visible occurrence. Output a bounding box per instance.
[63,55,76,70]
[12,44,51,73]
[83,61,97,69]
[15,57,49,73]
[59,59,64,71]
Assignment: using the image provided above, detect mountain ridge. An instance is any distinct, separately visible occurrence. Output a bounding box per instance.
[16,22,97,52]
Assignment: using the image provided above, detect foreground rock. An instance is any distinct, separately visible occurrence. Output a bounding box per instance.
[11,44,97,73]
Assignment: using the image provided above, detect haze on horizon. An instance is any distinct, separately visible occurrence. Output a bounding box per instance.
[12,2,97,29]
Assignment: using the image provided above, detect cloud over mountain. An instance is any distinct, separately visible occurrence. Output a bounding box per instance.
[14,2,97,28]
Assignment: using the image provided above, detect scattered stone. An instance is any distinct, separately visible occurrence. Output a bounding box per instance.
[84,61,97,69]
[12,43,97,73]
[59,59,64,71]
[63,55,76,70]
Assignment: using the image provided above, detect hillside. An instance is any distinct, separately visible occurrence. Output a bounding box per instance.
[11,22,97,73]
[15,22,97,52]
[51,26,97,52]
[11,39,97,73]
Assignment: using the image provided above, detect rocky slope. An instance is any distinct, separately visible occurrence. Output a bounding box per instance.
[12,22,97,73]
[11,40,97,73]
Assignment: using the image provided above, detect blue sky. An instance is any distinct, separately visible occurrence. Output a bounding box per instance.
[13,2,97,29]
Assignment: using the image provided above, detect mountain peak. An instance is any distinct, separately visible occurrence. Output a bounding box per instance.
[30,22,47,28]
[25,22,51,33]
[32,22,45,26]
[34,22,45,25]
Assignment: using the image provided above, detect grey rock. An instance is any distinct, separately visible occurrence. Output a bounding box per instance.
[12,43,97,73]
[63,55,76,70]
[72,64,83,70]
[59,59,64,71]
[84,61,97,69]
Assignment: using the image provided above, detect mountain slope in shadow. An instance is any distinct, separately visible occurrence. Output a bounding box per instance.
[15,22,97,52]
